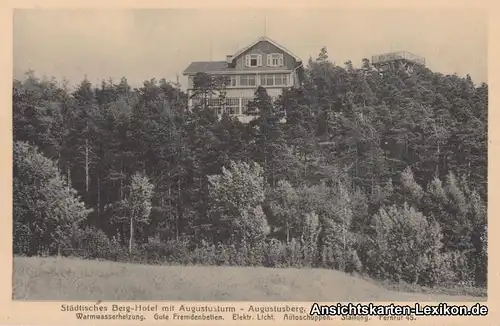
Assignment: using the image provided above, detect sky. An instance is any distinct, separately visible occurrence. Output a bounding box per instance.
[13,8,488,90]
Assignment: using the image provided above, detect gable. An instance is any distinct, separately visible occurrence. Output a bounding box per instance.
[233,40,299,70]
[232,36,301,62]
[240,41,282,59]
[182,37,303,76]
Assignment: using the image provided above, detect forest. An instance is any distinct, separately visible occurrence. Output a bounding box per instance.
[13,47,488,292]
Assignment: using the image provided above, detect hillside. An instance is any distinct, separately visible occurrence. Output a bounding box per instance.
[12,257,485,301]
[13,50,487,298]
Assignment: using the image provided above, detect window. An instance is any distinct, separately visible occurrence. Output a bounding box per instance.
[239,75,256,86]
[241,98,252,115]
[206,97,240,115]
[250,56,258,67]
[225,98,240,115]
[259,74,289,86]
[221,75,236,87]
[267,53,284,67]
[207,98,222,107]
[245,54,262,67]
[260,74,275,86]
[274,74,289,86]
[274,75,283,86]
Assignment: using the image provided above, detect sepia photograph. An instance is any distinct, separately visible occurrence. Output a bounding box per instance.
[12,7,487,303]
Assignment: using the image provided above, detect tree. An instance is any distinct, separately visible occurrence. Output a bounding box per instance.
[361,58,371,70]
[317,46,329,63]
[267,180,299,243]
[111,173,154,254]
[190,72,221,112]
[344,60,354,72]
[400,167,424,208]
[13,141,92,256]
[12,62,487,290]
[365,203,444,285]
[317,181,355,272]
[127,173,154,253]
[208,161,269,245]
[247,87,286,185]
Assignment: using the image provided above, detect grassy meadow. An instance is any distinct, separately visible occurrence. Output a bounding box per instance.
[13,256,486,302]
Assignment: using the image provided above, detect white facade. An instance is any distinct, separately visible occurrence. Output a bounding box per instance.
[183,36,303,123]
[186,73,292,116]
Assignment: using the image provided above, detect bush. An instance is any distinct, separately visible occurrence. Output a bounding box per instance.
[60,226,113,260]
[107,235,129,261]
[192,240,217,265]
[13,141,92,257]
[263,239,287,268]
[142,236,193,265]
[363,204,446,286]
[13,222,32,255]
[261,238,315,268]
[345,248,363,274]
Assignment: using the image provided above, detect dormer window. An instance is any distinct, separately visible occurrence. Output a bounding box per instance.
[267,53,284,67]
[245,54,262,67]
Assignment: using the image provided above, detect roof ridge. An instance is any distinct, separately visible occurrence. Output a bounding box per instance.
[231,36,302,62]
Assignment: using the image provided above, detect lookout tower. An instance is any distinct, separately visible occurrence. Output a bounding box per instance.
[371,51,425,74]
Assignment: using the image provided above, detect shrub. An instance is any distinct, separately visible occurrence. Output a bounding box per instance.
[60,226,113,260]
[143,236,193,265]
[364,204,445,286]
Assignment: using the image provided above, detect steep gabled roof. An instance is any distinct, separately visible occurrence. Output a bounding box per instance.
[182,36,302,76]
[232,36,302,62]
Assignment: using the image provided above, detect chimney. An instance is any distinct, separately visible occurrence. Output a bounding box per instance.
[226,55,233,63]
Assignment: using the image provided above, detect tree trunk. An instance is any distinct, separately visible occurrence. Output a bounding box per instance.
[85,138,89,193]
[121,223,126,246]
[286,220,290,244]
[343,208,346,271]
[67,165,71,190]
[120,161,123,200]
[272,161,276,187]
[176,179,181,240]
[129,216,134,254]
[97,175,100,226]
